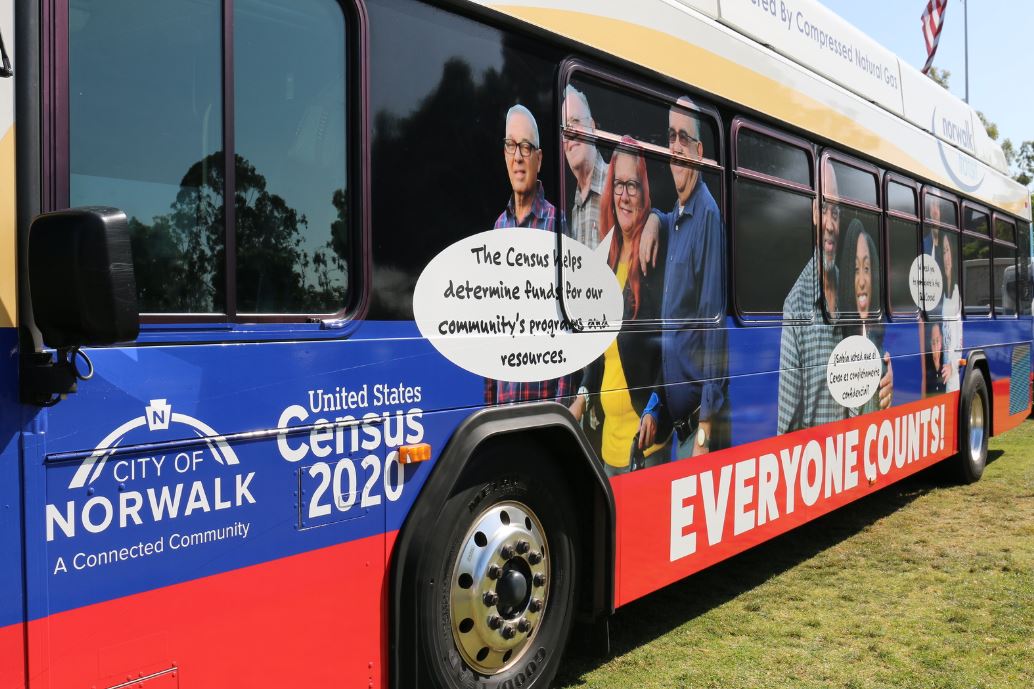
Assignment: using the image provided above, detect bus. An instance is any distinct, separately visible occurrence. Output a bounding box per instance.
[1,1,1031,687]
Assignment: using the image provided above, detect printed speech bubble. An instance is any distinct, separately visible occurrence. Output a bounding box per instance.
[827,335,883,408]
[909,254,943,311]
[413,228,623,382]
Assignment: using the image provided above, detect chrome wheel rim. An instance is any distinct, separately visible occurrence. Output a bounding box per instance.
[450,500,549,675]
[969,392,986,465]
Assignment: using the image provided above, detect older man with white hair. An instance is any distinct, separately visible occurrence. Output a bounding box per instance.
[494,104,556,230]
[486,103,571,405]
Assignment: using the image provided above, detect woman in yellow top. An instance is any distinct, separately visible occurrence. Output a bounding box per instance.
[570,137,667,476]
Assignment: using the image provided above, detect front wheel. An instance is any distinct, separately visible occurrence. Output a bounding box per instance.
[419,460,577,688]
[953,370,989,484]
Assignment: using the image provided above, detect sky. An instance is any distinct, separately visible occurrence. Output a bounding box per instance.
[820,0,1032,157]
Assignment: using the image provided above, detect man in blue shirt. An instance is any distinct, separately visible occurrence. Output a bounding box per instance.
[638,97,729,458]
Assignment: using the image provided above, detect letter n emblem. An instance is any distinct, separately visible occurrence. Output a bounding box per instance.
[145,399,173,431]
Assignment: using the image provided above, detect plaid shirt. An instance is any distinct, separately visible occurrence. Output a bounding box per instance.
[486,181,572,405]
[568,152,607,249]
[776,256,848,434]
[493,180,556,231]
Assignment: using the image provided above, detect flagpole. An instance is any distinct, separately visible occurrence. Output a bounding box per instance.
[964,0,969,103]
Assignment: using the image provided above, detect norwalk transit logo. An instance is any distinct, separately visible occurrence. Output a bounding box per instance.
[48,399,255,543]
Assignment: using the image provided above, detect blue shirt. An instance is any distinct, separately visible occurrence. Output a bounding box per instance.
[654,180,727,423]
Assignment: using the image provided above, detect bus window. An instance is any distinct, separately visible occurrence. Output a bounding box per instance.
[885,179,920,318]
[69,0,353,317]
[732,124,815,319]
[561,74,725,323]
[922,189,960,318]
[235,0,350,314]
[70,0,224,313]
[993,216,1018,316]
[822,156,881,323]
[961,231,993,317]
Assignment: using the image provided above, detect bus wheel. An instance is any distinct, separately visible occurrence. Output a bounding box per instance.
[954,371,989,484]
[420,459,576,688]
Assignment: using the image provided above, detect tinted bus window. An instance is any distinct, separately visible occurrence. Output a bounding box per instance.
[994,217,1016,243]
[822,157,881,322]
[736,129,810,186]
[733,125,815,319]
[70,0,224,313]
[934,230,961,319]
[887,216,919,317]
[69,0,353,316]
[962,233,992,316]
[235,0,350,313]
[828,160,877,207]
[886,181,917,216]
[964,206,990,236]
[924,192,958,228]
[994,242,1019,315]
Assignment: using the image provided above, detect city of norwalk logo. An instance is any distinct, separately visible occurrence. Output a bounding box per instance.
[68,399,240,489]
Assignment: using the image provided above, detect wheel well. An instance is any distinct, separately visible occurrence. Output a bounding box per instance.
[388,403,615,689]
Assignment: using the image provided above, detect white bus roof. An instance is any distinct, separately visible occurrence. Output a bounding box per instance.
[475,0,1030,219]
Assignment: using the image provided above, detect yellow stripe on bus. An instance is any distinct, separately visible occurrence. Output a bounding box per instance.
[496,6,1028,216]
[0,125,15,328]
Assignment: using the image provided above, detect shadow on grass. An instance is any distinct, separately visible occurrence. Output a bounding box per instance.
[556,456,989,687]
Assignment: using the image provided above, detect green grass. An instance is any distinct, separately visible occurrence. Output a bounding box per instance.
[556,418,1034,689]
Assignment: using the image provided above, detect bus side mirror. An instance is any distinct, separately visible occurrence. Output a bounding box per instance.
[28,207,139,349]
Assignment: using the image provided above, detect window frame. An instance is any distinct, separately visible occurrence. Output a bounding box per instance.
[47,0,371,333]
[730,117,817,324]
[959,199,994,320]
[557,60,727,327]
[920,186,962,321]
[883,173,921,321]
[819,150,883,325]
[991,211,1020,318]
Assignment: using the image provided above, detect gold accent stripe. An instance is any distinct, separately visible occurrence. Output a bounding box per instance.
[496,6,1029,216]
[0,125,15,328]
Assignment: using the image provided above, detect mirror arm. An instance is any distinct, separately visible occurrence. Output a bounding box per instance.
[20,348,83,406]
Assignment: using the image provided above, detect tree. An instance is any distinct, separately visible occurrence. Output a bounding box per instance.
[926,67,951,89]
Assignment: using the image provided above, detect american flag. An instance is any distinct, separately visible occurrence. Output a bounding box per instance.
[920,0,948,74]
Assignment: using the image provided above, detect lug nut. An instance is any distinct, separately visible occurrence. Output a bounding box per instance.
[487,564,501,579]
[529,598,543,613]
[500,544,515,560]
[528,551,542,565]
[533,573,546,587]
[501,624,516,639]
[516,540,530,555]
[483,591,499,606]
[487,615,502,630]
[516,618,531,633]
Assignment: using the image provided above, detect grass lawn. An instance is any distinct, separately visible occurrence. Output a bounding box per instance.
[556,418,1034,689]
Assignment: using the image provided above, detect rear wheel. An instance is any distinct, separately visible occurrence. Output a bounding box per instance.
[954,371,989,484]
[419,458,577,688]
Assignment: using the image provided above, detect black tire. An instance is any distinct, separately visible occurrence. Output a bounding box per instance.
[953,370,990,484]
[418,457,577,689]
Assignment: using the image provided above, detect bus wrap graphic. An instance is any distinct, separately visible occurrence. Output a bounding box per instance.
[46,399,255,546]
[69,399,240,489]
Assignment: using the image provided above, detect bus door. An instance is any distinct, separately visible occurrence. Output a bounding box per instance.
[14,1,434,686]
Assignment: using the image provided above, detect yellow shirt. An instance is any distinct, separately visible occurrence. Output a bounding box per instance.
[600,261,665,467]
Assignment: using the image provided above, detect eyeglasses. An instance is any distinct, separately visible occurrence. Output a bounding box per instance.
[667,127,699,148]
[823,202,841,225]
[613,178,641,198]
[503,139,538,158]
[565,116,591,130]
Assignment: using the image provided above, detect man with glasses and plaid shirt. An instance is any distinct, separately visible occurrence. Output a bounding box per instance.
[485,104,572,405]
[776,163,893,434]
